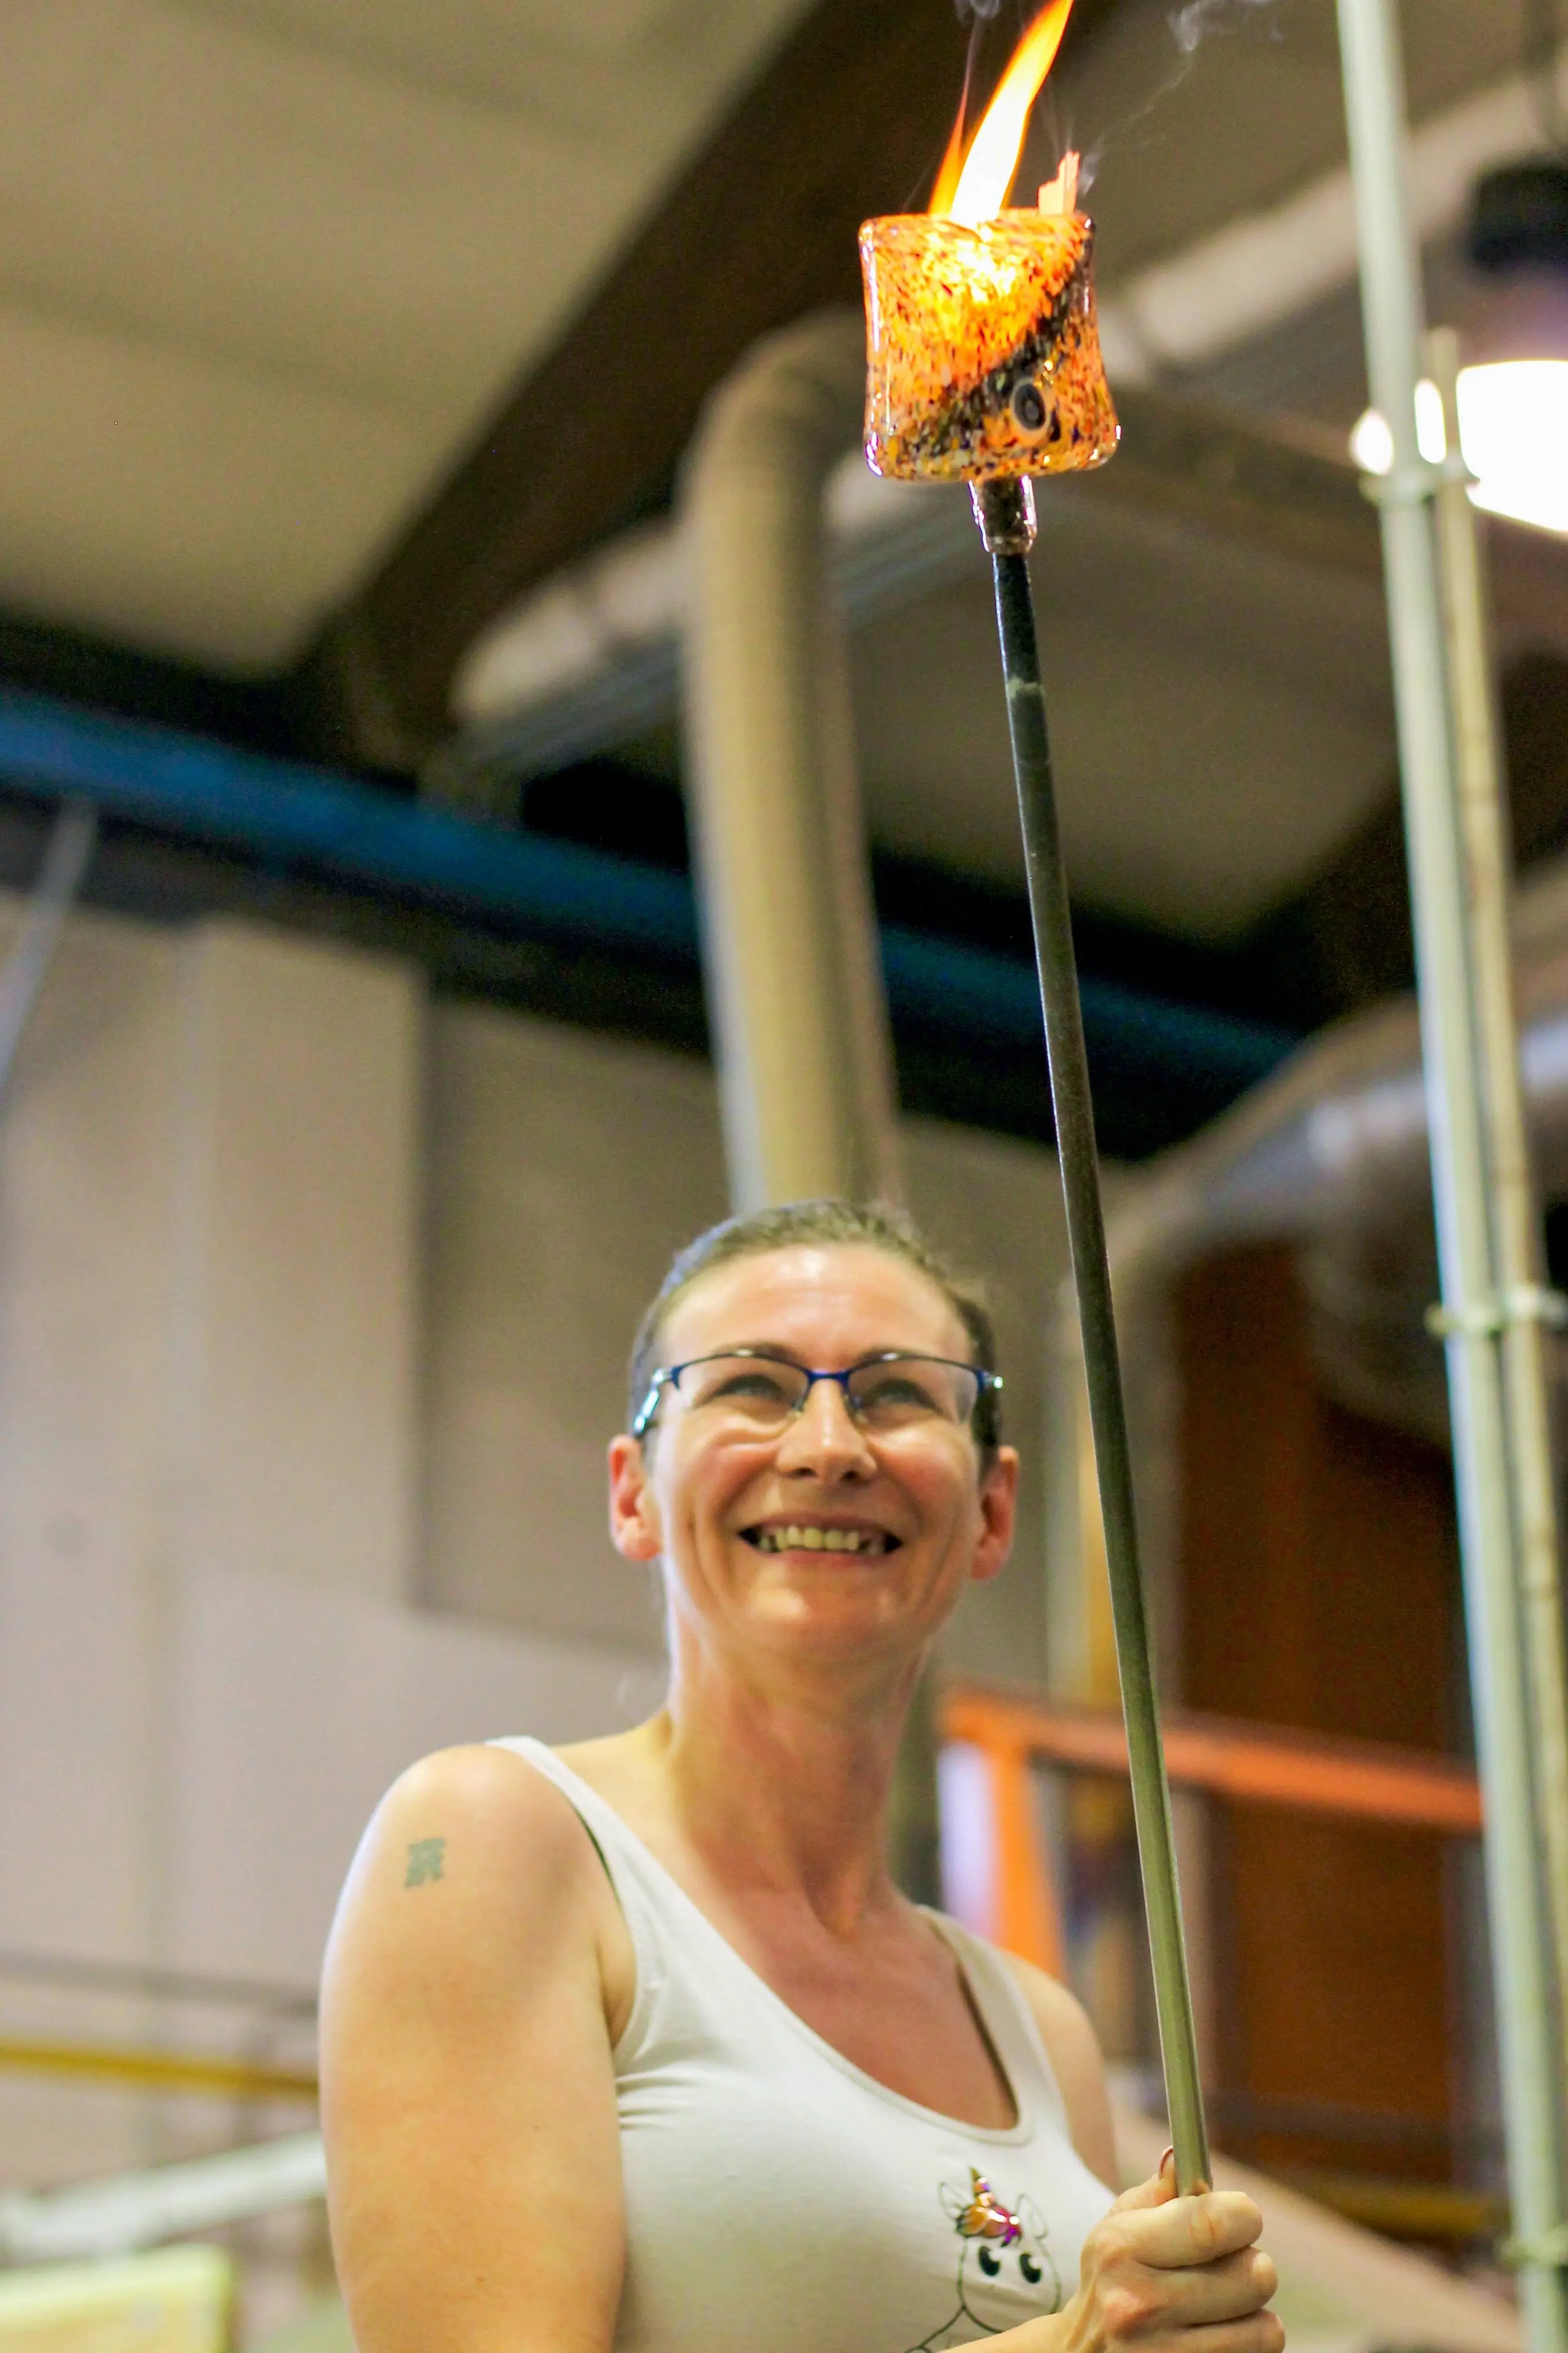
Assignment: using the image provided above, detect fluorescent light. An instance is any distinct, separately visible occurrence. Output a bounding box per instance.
[1352,361,1568,536]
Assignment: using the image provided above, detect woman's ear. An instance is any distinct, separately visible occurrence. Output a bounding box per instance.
[608,1432,663,1562]
[970,1445,1020,1586]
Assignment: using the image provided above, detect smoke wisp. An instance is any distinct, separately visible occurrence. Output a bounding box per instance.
[1169,0,1284,58]
[938,0,1286,209]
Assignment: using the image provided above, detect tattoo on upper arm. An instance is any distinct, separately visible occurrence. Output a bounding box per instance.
[405,1837,446,1888]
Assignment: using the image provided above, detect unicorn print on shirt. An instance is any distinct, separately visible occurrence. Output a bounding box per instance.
[902,2168,1065,2351]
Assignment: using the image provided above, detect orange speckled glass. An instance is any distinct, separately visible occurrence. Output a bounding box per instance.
[859,210,1119,483]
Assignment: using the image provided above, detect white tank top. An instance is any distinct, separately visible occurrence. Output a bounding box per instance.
[496,1737,1113,2353]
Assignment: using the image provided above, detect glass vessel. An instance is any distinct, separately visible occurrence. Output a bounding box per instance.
[859,211,1120,482]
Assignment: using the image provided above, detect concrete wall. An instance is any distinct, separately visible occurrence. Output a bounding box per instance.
[0,894,1069,2189]
[421,1006,727,1652]
[0,905,428,1966]
[173,924,423,1608]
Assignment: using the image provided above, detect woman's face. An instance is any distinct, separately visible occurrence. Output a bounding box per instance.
[609,1244,1019,1678]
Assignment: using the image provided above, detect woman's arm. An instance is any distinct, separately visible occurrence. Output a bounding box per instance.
[320,1744,629,2353]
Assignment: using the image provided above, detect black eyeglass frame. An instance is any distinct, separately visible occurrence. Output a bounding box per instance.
[630,1345,1002,1441]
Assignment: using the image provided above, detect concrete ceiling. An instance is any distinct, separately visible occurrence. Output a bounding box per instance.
[849,498,1397,940]
[0,0,812,671]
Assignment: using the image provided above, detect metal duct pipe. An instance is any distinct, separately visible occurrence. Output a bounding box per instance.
[1099,857,1568,1459]
[679,307,900,1211]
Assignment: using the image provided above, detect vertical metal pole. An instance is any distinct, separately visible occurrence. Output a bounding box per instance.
[683,311,901,1212]
[1336,5,1568,2337]
[973,474,1210,2198]
[1429,326,1568,2075]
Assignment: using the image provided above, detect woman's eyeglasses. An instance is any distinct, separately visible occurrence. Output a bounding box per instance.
[631,1347,1000,1440]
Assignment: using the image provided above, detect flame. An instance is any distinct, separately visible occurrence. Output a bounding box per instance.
[931,0,1077,226]
[1037,150,1079,215]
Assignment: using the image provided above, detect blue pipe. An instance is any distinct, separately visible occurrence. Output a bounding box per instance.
[0,686,1296,1097]
[0,688,699,964]
[877,926,1294,1095]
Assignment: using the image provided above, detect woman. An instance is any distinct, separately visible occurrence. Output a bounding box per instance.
[322,1200,1281,2353]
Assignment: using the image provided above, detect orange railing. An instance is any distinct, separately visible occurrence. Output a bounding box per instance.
[940,1681,1482,1972]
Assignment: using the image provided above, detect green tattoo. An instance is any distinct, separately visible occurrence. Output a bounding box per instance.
[404,1837,446,1888]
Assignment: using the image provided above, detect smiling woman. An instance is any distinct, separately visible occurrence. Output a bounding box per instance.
[318,1198,1281,2353]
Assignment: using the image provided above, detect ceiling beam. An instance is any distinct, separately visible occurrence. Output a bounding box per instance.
[306,0,1126,768]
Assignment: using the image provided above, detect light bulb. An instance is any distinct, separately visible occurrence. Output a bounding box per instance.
[1352,361,1568,536]
[1458,361,1568,534]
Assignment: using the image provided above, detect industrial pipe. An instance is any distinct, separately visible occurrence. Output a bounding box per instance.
[680,308,900,1210]
[1429,324,1568,2088]
[1337,8,1566,2339]
[0,689,1289,1105]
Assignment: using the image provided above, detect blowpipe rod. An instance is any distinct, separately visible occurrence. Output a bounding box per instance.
[973,475,1209,2197]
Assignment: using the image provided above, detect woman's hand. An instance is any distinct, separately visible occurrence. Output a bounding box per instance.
[1044,2153,1282,2353]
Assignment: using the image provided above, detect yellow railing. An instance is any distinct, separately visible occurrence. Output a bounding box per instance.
[0,2037,316,2102]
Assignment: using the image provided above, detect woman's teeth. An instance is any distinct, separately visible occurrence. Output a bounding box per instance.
[753,1525,888,1555]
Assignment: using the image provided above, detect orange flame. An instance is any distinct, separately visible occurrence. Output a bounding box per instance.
[930,0,1077,226]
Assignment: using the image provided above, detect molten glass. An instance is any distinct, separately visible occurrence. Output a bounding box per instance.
[859,209,1119,484]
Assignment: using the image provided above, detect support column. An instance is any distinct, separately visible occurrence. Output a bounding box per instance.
[683,309,900,1211]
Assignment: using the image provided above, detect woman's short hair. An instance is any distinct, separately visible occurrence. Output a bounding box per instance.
[627,1199,1002,1455]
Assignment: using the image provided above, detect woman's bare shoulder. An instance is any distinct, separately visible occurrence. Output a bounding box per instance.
[371,1740,594,1874]
[1000,1950,1119,2189]
[323,1741,617,2012]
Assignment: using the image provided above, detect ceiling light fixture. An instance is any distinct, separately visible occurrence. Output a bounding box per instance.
[1346,84,1563,539]
[1353,22,1568,538]
[1352,359,1568,536]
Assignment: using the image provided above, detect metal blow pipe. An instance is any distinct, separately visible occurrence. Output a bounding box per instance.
[1336,3,1568,2339]
[856,195,1200,2189]
[972,473,1210,2199]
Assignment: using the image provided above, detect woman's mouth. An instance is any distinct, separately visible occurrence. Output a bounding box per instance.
[742,1521,900,1557]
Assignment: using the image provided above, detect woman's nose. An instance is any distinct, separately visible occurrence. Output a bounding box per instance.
[775,1377,873,1471]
